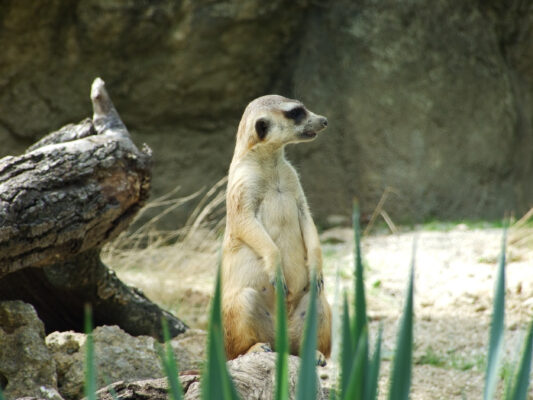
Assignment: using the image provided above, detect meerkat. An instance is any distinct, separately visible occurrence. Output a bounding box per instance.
[222,95,332,365]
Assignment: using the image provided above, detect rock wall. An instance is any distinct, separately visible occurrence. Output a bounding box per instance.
[286,0,533,222]
[1,0,532,224]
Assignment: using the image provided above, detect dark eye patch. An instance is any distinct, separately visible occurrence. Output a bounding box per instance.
[283,106,307,124]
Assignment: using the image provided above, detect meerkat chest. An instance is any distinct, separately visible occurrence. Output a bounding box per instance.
[256,170,300,237]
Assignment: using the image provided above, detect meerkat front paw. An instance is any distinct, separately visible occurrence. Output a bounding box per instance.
[316,350,327,367]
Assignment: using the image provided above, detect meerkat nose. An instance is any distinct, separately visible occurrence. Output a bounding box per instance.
[320,117,328,127]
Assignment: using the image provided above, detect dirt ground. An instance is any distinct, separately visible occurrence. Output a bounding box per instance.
[106,225,533,399]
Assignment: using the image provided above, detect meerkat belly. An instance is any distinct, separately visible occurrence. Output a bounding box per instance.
[258,188,308,292]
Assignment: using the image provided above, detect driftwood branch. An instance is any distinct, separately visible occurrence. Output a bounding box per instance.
[0,78,187,339]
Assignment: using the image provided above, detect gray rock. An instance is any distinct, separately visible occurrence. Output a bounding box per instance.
[0,301,61,400]
[46,325,205,400]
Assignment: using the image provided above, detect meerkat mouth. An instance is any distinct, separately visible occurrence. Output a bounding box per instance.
[300,131,317,139]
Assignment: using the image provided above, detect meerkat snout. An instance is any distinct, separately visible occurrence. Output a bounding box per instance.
[299,112,328,141]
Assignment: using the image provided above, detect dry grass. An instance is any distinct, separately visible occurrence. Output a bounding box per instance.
[101,177,227,329]
[509,207,533,260]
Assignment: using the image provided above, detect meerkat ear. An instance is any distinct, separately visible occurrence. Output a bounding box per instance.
[255,118,269,140]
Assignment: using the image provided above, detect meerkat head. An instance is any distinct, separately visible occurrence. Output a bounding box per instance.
[236,95,328,155]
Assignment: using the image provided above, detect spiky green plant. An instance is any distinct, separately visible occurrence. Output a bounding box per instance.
[275,265,290,400]
[483,230,533,400]
[338,202,413,400]
[484,231,507,400]
[201,265,240,400]
[296,271,320,400]
[157,318,184,400]
[84,304,96,400]
[388,259,414,400]
[505,320,533,400]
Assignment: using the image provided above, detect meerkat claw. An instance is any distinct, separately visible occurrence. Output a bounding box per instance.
[316,351,327,367]
[315,274,324,294]
[246,342,273,355]
[261,344,273,352]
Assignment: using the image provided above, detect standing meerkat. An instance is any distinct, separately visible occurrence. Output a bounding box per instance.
[222,95,332,364]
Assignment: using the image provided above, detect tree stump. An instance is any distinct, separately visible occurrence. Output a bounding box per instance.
[0,78,187,340]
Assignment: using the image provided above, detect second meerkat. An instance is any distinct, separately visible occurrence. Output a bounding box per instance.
[222,95,332,363]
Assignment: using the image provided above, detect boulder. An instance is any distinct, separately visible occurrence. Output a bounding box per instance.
[46,325,205,399]
[0,301,62,400]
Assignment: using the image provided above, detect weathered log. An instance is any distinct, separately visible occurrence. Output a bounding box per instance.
[0,78,187,339]
[0,78,150,275]
[94,353,329,400]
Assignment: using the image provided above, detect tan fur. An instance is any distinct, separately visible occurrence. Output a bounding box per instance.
[222,95,332,361]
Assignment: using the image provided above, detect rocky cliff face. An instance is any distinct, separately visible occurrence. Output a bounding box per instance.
[1,0,532,224]
[287,0,533,222]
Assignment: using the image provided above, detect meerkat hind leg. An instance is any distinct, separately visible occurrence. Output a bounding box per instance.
[288,291,332,366]
[223,287,275,359]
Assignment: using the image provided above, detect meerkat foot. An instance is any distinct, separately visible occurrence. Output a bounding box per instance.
[316,272,324,294]
[246,342,273,355]
[316,350,327,367]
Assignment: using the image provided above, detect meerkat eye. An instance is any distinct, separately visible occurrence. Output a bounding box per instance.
[283,106,307,123]
[255,118,270,140]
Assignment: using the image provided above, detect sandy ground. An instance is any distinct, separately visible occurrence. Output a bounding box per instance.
[107,225,533,399]
[321,226,533,399]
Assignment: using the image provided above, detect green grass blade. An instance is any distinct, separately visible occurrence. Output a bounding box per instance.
[342,328,368,400]
[365,325,383,400]
[506,320,533,400]
[340,293,354,396]
[202,265,240,400]
[296,272,319,400]
[483,230,507,400]
[103,377,119,400]
[84,304,97,400]
[0,385,5,400]
[159,318,184,400]
[388,252,414,400]
[275,265,290,400]
[352,201,369,397]
[352,201,367,348]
